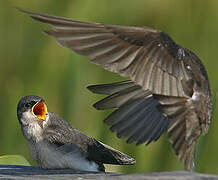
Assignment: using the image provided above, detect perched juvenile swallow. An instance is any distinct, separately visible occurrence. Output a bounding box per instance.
[17,95,136,172]
[19,9,212,171]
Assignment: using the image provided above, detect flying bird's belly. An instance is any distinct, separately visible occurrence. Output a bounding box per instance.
[28,141,99,172]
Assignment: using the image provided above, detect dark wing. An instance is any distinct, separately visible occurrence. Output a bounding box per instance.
[42,113,95,154]
[88,79,211,170]
[88,81,169,145]
[43,113,135,167]
[20,9,212,170]
[154,94,199,170]
[19,9,195,97]
[87,140,136,165]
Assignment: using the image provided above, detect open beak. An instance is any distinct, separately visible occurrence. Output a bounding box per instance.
[32,100,47,120]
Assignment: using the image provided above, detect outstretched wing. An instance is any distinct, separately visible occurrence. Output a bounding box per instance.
[88,80,209,170]
[19,9,197,97]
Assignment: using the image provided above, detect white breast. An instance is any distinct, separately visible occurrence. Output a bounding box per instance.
[28,141,99,172]
[21,113,43,142]
[22,111,99,172]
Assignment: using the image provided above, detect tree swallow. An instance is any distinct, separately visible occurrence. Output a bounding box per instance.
[17,95,136,172]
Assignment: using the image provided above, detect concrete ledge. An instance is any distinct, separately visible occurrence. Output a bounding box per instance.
[0,165,218,180]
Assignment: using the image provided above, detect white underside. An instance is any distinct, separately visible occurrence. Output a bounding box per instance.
[21,111,44,142]
[22,111,99,172]
[28,141,99,172]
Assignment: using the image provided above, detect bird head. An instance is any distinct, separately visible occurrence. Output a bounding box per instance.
[17,95,48,128]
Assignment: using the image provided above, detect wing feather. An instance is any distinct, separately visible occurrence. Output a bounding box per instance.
[22,10,193,97]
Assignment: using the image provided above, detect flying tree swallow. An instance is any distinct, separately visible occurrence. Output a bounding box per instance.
[17,95,136,172]
[19,9,212,171]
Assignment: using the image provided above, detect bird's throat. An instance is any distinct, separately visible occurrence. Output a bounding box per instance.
[32,101,47,121]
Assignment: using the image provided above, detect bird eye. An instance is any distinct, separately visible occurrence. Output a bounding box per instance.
[24,103,32,108]
[24,101,36,108]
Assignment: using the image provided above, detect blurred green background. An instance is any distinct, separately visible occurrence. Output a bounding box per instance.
[0,0,218,174]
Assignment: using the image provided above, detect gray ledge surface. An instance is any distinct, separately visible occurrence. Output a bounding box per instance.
[0,165,218,180]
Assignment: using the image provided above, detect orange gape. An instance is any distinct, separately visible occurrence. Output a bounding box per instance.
[33,101,47,120]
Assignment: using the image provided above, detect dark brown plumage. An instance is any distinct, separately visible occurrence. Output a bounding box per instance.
[19,9,212,171]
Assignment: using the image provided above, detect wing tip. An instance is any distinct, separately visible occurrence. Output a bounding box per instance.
[16,7,43,18]
[30,15,44,23]
[116,155,136,165]
[116,151,136,165]
[124,157,136,165]
[16,7,30,14]
[87,85,97,93]
[87,84,111,95]
[97,141,136,165]
[93,102,103,110]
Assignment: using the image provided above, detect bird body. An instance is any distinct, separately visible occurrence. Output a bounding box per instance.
[17,95,136,172]
[19,9,212,171]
